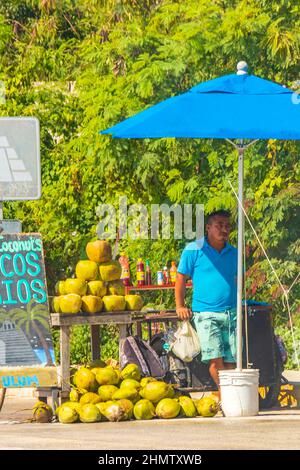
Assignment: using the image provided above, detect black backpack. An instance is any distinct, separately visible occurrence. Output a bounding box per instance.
[119,335,168,379]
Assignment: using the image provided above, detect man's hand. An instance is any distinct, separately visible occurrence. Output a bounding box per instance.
[176,306,192,320]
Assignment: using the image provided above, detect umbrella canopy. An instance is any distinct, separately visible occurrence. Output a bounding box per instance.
[101,71,300,140]
[100,62,300,374]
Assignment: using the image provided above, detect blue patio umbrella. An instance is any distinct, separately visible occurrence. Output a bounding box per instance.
[100,62,300,371]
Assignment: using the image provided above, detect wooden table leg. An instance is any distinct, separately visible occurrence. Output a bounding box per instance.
[118,324,128,364]
[136,322,143,339]
[90,325,101,361]
[60,325,71,396]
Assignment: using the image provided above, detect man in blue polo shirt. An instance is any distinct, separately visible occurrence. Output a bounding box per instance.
[175,210,237,391]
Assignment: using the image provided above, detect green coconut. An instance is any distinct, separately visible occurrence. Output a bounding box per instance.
[142,381,170,404]
[95,367,120,386]
[98,385,119,401]
[120,379,141,391]
[100,401,126,422]
[112,387,140,403]
[178,396,197,417]
[99,261,122,282]
[102,295,126,312]
[195,396,219,417]
[79,392,102,405]
[125,295,144,311]
[117,399,134,420]
[81,295,103,314]
[58,405,79,424]
[88,359,107,369]
[60,294,82,314]
[120,364,141,382]
[64,278,87,296]
[79,403,102,423]
[156,398,181,419]
[108,280,125,296]
[87,280,107,297]
[73,367,98,392]
[133,399,156,420]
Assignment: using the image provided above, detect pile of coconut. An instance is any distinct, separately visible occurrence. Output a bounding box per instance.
[33,363,219,424]
[52,240,143,315]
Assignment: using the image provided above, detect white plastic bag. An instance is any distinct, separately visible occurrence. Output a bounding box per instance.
[170,321,201,363]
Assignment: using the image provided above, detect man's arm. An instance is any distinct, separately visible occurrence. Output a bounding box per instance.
[175,272,192,320]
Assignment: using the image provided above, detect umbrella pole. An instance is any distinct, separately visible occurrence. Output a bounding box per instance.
[236,141,245,371]
[227,138,258,370]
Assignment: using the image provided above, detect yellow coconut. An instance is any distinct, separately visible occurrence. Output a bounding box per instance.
[95,367,120,386]
[98,385,119,402]
[69,388,81,402]
[75,260,99,281]
[140,377,156,388]
[64,278,87,296]
[142,381,170,403]
[112,387,140,403]
[156,398,181,419]
[102,295,126,312]
[195,396,219,417]
[58,405,79,424]
[52,296,61,313]
[117,399,134,420]
[178,396,197,417]
[108,280,125,296]
[133,399,156,420]
[60,294,82,314]
[99,261,122,282]
[55,280,66,295]
[100,401,126,422]
[120,364,141,381]
[79,392,102,405]
[79,403,102,423]
[81,295,103,314]
[125,295,144,311]
[87,280,107,297]
[73,367,98,392]
[120,379,141,391]
[86,240,112,263]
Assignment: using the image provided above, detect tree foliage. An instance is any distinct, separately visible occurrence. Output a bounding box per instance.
[0,0,299,360]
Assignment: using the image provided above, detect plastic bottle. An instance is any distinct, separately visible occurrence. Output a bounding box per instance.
[119,252,130,286]
[163,265,169,285]
[136,258,145,286]
[170,261,177,285]
[145,259,152,286]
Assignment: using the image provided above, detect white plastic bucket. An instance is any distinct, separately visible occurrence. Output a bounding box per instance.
[219,369,259,417]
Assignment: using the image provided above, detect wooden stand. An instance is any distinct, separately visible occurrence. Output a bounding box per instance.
[50,311,142,397]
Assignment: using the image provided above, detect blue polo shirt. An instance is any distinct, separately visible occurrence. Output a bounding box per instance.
[178,237,237,312]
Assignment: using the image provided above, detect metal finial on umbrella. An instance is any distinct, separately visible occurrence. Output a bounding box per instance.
[237,61,248,75]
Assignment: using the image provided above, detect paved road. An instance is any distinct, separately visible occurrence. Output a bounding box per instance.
[0,397,300,450]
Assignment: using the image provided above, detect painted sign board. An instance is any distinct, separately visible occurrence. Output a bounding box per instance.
[0,233,57,387]
[0,117,41,200]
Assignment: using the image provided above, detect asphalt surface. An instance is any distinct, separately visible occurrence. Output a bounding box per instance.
[0,396,300,450]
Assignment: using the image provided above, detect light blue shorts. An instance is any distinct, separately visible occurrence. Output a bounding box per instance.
[193,309,237,364]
